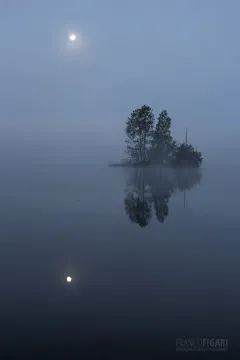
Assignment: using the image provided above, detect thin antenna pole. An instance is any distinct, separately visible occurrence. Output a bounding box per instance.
[185,128,188,145]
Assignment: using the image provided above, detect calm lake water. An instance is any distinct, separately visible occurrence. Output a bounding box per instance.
[0,163,238,357]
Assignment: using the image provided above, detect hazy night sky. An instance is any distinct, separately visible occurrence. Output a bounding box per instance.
[0,0,239,164]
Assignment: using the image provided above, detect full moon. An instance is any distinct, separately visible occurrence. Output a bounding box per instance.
[66,276,72,282]
[69,33,76,41]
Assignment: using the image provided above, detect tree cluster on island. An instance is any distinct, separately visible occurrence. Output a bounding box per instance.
[114,105,203,167]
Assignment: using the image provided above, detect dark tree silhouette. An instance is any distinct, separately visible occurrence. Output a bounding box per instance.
[120,105,204,168]
[149,110,173,164]
[173,143,203,167]
[125,105,154,164]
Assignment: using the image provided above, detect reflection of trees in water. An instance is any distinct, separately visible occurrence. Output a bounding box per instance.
[152,194,169,223]
[124,194,152,227]
[124,168,201,227]
[174,168,202,191]
[124,169,152,227]
[149,169,175,224]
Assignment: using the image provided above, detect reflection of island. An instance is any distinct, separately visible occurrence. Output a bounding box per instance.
[124,168,202,227]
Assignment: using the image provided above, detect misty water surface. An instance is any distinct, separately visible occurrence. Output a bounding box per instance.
[0,162,238,356]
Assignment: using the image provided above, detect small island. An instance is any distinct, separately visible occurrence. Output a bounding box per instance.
[109,105,203,167]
